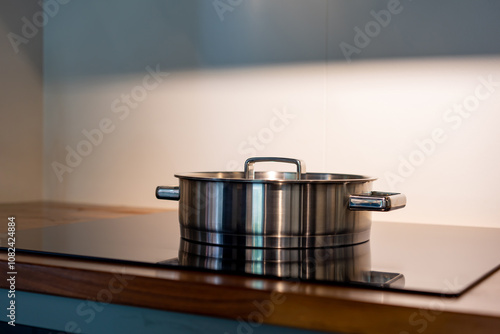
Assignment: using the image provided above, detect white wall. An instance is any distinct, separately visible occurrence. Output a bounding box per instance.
[42,1,500,227]
[0,2,43,203]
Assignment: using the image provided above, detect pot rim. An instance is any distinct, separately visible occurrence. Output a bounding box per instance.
[174,171,377,183]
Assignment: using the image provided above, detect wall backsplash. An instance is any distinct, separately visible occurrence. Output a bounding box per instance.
[0,2,43,203]
[39,0,500,227]
[44,57,500,227]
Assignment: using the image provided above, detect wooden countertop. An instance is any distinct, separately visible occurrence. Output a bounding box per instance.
[1,201,500,333]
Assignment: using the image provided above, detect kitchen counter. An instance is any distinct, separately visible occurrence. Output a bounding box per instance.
[1,201,500,333]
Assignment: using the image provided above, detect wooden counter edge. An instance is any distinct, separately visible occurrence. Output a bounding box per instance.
[1,253,500,334]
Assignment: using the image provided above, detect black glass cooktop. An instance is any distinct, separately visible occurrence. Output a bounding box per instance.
[2,211,500,296]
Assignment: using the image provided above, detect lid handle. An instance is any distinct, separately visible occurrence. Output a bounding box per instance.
[244,157,306,180]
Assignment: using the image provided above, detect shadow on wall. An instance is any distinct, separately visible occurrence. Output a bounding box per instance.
[1,0,494,81]
[0,1,44,76]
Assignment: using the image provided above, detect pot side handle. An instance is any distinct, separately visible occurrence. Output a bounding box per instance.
[156,186,180,201]
[349,192,406,212]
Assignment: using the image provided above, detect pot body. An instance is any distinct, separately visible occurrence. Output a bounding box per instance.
[177,174,373,248]
[156,157,406,248]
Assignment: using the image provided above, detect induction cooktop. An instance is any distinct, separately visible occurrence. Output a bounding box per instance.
[2,211,500,296]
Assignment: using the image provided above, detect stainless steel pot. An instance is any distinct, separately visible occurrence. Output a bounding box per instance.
[156,157,406,248]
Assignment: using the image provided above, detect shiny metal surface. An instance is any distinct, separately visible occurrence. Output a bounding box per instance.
[178,239,371,281]
[349,192,407,212]
[175,178,374,248]
[244,157,305,180]
[180,227,371,248]
[156,157,406,248]
[155,186,180,201]
[169,171,376,183]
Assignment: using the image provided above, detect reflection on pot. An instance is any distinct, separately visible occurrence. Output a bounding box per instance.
[178,238,372,282]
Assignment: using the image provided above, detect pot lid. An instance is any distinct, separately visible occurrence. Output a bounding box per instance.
[174,157,376,183]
